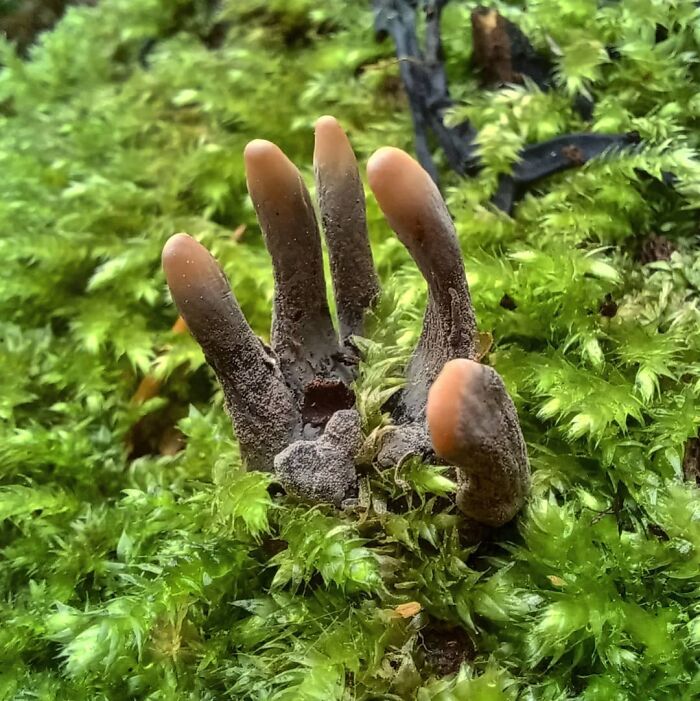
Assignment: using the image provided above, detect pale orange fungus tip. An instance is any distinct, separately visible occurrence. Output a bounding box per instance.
[426,358,480,463]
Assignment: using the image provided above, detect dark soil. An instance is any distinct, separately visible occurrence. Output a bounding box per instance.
[599,293,618,318]
[635,233,677,264]
[419,622,476,677]
[0,0,96,55]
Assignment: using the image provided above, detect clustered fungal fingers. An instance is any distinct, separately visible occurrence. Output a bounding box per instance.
[162,233,300,471]
[313,116,380,343]
[366,147,476,413]
[365,147,530,524]
[427,358,530,526]
[243,139,341,394]
[162,118,530,525]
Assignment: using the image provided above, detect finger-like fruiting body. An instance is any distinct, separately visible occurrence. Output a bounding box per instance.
[427,358,530,526]
[244,140,347,395]
[367,147,476,416]
[274,409,362,506]
[314,116,380,342]
[162,123,530,528]
[162,233,300,471]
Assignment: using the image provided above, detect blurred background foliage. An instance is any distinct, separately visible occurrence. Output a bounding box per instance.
[0,0,699,699]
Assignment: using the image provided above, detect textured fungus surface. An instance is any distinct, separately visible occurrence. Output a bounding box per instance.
[243,138,346,397]
[6,3,700,695]
[314,115,380,343]
[275,409,363,506]
[367,147,476,408]
[162,233,299,472]
[428,359,530,526]
[163,118,530,522]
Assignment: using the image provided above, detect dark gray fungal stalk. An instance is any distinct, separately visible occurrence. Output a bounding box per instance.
[366,148,529,527]
[373,0,645,214]
[314,116,380,343]
[162,234,299,472]
[427,359,529,526]
[243,139,349,402]
[366,147,476,414]
[162,116,530,525]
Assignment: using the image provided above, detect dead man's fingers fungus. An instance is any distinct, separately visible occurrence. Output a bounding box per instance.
[162,119,530,525]
[367,147,476,414]
[427,358,530,527]
[163,118,379,506]
[314,116,379,342]
[243,139,341,395]
[162,233,299,472]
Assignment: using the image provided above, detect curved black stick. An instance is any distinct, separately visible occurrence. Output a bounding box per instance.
[493,132,642,213]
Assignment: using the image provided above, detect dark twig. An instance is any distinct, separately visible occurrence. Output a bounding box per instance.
[373,0,479,181]
[372,1,638,212]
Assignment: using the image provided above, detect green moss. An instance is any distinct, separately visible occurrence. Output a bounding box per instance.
[0,0,699,698]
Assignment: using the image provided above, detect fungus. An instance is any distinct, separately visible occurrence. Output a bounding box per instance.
[427,359,529,527]
[366,146,476,406]
[314,115,380,342]
[367,149,529,526]
[163,117,378,505]
[162,116,531,525]
[162,232,299,472]
[366,146,475,466]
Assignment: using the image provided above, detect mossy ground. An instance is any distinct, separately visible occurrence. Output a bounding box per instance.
[0,1,699,699]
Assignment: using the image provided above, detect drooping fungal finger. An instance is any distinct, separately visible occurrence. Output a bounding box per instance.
[162,233,299,471]
[367,147,477,412]
[313,116,380,342]
[427,358,530,527]
[244,139,340,392]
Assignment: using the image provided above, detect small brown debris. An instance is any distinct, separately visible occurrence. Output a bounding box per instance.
[561,145,585,166]
[599,293,618,318]
[683,435,700,486]
[131,316,188,405]
[394,601,422,618]
[420,623,476,677]
[499,293,517,311]
[471,7,516,86]
[470,6,551,89]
